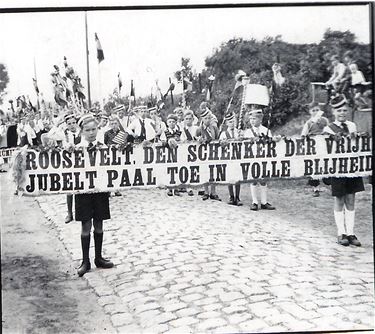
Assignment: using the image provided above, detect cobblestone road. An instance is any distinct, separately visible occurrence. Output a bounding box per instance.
[36,183,374,333]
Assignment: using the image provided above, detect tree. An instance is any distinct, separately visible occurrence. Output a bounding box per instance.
[0,63,10,105]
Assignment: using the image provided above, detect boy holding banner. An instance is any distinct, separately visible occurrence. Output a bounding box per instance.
[219,113,242,206]
[301,101,329,197]
[63,113,81,224]
[75,113,114,277]
[243,109,275,211]
[323,95,364,247]
[196,108,221,201]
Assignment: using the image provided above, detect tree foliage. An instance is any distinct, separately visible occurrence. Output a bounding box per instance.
[0,63,10,105]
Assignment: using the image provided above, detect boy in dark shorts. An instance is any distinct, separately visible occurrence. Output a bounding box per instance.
[75,113,114,276]
[323,95,364,247]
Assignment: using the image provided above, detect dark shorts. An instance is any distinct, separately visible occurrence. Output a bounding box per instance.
[331,177,365,197]
[75,192,110,222]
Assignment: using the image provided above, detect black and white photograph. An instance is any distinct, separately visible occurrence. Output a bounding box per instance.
[0,1,373,333]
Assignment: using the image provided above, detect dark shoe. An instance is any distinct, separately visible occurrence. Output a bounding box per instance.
[228,196,236,205]
[202,193,209,200]
[261,203,276,210]
[65,214,73,224]
[77,261,91,277]
[337,234,350,246]
[174,190,181,196]
[94,257,114,269]
[313,190,320,197]
[188,190,194,196]
[167,189,173,196]
[210,194,221,201]
[198,190,205,196]
[179,188,187,193]
[236,198,243,206]
[347,235,361,247]
[114,191,122,196]
[250,203,258,211]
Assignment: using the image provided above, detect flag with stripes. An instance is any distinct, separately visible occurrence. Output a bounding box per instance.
[95,33,104,63]
[112,130,127,145]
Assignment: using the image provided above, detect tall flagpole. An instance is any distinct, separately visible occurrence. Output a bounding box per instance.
[85,11,92,109]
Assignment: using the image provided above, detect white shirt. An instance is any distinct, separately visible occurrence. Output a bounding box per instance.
[97,125,110,144]
[219,128,239,140]
[78,139,106,148]
[323,120,357,135]
[64,129,80,146]
[351,71,366,86]
[126,117,156,141]
[327,63,346,84]
[180,124,199,141]
[243,125,271,138]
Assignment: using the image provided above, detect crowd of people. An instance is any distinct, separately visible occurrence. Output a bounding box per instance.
[0,57,371,276]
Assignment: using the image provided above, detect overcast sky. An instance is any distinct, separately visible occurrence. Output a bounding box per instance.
[0,4,371,106]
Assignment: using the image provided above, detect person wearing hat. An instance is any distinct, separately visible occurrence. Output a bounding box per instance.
[63,113,81,224]
[323,95,364,247]
[220,113,242,206]
[301,101,329,197]
[74,113,114,277]
[243,109,276,211]
[126,106,156,145]
[196,107,221,201]
[199,102,217,127]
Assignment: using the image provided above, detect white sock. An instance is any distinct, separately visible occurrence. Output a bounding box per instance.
[260,185,267,205]
[345,208,355,236]
[250,184,258,204]
[334,210,346,236]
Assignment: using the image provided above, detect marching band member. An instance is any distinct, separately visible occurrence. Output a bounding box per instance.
[323,95,364,247]
[199,102,217,126]
[196,107,221,201]
[219,113,242,206]
[63,113,81,224]
[243,109,275,211]
[75,113,114,277]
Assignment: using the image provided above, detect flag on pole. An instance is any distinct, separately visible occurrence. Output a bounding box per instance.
[32,78,39,94]
[95,33,104,63]
[118,72,122,94]
[130,80,135,101]
[206,75,215,101]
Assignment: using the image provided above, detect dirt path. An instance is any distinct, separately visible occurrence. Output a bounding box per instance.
[1,173,115,334]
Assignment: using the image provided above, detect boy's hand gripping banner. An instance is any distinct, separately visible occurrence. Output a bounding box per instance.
[13,135,372,196]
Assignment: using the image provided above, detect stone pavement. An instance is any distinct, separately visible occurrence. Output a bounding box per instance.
[36,185,374,333]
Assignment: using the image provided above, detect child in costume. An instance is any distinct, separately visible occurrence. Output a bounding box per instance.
[75,113,114,277]
[323,95,364,247]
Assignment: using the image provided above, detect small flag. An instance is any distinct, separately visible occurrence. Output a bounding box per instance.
[112,131,127,145]
[130,80,135,101]
[33,78,39,94]
[95,33,104,63]
[118,72,123,93]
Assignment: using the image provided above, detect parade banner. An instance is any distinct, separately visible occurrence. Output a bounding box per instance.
[14,135,372,196]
